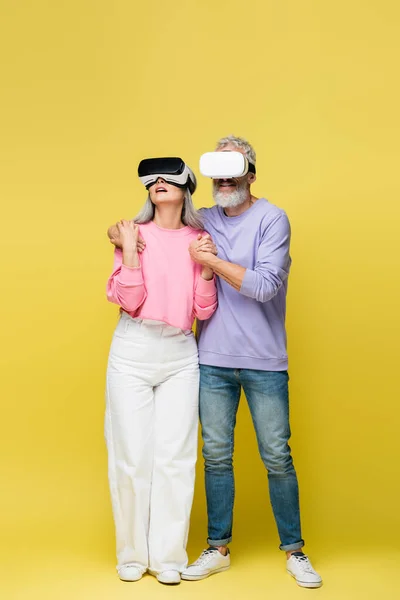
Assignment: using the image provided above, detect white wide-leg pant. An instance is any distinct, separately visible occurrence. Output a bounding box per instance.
[105,312,199,574]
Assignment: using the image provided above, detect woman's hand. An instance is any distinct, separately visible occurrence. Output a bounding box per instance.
[108,221,146,252]
[117,220,139,252]
[196,233,218,255]
[189,236,217,265]
[189,236,217,281]
[112,220,141,268]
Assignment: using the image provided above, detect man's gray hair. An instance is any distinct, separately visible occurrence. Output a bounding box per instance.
[134,188,203,230]
[216,135,256,166]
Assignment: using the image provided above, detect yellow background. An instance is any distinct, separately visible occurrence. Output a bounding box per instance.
[1,1,399,598]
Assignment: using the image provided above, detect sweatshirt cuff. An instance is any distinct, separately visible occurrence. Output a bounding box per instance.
[119,263,144,286]
[196,275,216,295]
[240,268,256,297]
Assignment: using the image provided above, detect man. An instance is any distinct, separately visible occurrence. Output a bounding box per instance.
[182,135,322,589]
[107,136,322,588]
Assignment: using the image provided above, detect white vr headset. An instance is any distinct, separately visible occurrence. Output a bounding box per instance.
[199,151,256,179]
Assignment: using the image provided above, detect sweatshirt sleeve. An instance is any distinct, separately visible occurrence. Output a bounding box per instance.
[193,270,218,321]
[106,248,147,312]
[240,213,291,303]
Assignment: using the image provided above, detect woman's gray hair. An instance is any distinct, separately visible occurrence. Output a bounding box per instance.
[134,188,203,230]
[216,134,256,166]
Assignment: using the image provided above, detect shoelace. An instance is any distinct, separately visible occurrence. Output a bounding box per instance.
[192,548,219,566]
[291,555,315,574]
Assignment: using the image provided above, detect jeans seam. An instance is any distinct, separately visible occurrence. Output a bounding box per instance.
[228,387,241,541]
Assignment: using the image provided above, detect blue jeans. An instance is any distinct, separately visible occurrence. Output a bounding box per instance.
[199,365,304,551]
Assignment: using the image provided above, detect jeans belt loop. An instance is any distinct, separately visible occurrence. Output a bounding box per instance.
[124,317,130,333]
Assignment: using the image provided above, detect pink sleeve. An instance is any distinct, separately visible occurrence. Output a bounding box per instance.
[193,269,218,321]
[106,248,147,313]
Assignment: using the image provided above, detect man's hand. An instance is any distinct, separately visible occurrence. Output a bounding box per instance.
[189,234,218,265]
[108,221,146,252]
[107,224,122,248]
[189,234,248,291]
[189,235,218,281]
[195,233,217,255]
[189,244,213,266]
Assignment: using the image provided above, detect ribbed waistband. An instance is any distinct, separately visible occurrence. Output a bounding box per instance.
[119,311,193,337]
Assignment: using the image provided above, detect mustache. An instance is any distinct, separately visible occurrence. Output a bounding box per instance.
[214,178,238,186]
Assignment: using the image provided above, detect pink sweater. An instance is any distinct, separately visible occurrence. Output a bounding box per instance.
[107,221,218,331]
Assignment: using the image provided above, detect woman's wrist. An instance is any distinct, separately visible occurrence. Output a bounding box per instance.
[122,246,139,268]
[200,266,214,280]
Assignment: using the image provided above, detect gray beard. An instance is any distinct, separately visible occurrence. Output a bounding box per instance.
[213,182,249,208]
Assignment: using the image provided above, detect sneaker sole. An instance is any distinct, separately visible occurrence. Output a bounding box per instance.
[286,569,323,588]
[181,566,230,581]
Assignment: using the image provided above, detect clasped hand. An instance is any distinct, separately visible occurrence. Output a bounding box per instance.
[108,222,218,262]
[109,220,140,252]
[188,234,217,265]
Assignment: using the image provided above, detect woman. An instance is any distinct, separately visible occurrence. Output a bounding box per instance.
[105,157,217,585]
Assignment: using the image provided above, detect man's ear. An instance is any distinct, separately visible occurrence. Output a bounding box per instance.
[247,172,256,185]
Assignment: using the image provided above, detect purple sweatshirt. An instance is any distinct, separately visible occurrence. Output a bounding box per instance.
[197,198,291,371]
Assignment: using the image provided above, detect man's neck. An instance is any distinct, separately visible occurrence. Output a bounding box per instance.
[224,195,258,217]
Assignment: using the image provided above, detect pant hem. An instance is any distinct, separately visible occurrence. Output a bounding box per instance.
[279,540,305,552]
[148,568,184,576]
[117,562,147,574]
[208,537,232,546]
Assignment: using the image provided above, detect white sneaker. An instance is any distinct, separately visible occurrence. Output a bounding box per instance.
[156,570,181,585]
[117,563,145,582]
[286,553,322,588]
[181,548,230,581]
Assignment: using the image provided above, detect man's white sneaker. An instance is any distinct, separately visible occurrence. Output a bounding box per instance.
[181,547,230,581]
[156,570,181,585]
[286,553,322,588]
[117,563,144,581]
